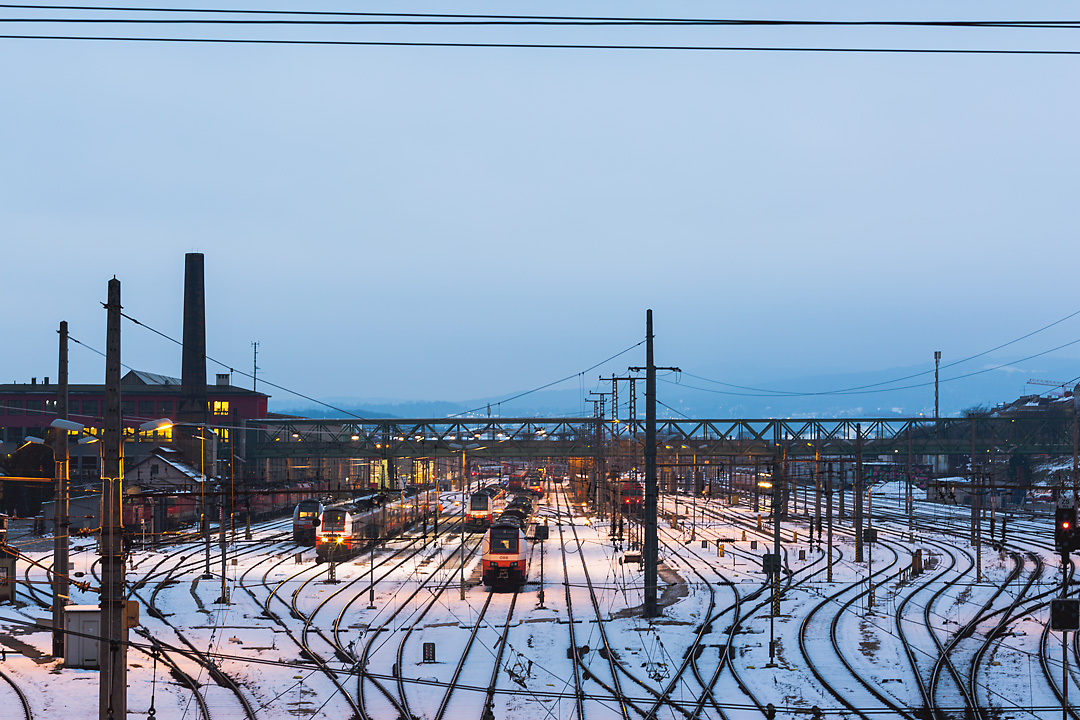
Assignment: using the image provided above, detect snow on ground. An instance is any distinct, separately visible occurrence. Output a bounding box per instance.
[0,480,1072,719]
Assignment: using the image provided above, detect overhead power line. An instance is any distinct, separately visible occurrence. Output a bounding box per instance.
[6,5,1080,28]
[669,334,1080,399]
[8,33,1080,55]
[114,308,644,420]
[678,307,1080,398]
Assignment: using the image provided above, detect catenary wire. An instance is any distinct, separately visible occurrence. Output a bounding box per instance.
[668,334,1080,399]
[7,4,1080,28]
[680,306,1080,397]
[7,33,1080,54]
[116,307,642,420]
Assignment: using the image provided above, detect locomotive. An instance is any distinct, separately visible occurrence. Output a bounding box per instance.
[315,490,439,562]
[482,493,534,591]
[466,485,506,530]
[292,498,324,543]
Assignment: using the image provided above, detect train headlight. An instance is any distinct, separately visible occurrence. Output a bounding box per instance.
[335,537,344,544]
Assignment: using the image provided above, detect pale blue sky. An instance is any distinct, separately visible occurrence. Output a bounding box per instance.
[3,2,1079,407]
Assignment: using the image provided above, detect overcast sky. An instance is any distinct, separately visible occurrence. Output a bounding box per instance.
[3,1,1079,410]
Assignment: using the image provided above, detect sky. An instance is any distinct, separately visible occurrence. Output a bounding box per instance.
[3,2,1080,412]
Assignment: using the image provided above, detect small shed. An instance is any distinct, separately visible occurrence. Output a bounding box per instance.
[64,605,100,669]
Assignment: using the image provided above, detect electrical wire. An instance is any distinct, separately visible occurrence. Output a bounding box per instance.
[680,306,1080,398]
[115,306,643,420]
[673,336,1080,399]
[7,5,1080,29]
[6,32,1080,54]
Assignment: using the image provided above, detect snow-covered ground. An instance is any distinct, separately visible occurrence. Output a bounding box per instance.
[0,481,1071,719]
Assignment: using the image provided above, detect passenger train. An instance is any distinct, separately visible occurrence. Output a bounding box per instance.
[466,485,506,530]
[292,498,324,543]
[315,489,440,562]
[482,493,534,591]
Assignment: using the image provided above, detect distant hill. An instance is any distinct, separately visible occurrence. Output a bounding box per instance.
[271,355,1080,420]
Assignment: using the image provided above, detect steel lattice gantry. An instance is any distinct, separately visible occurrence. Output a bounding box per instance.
[248,417,602,460]
[246,415,1078,462]
[613,416,1078,457]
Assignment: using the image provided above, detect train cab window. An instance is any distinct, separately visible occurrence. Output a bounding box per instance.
[322,509,346,532]
[470,495,489,510]
[490,526,519,553]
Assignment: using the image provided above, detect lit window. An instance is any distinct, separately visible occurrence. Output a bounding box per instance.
[217,428,230,443]
[157,426,173,442]
[211,401,229,416]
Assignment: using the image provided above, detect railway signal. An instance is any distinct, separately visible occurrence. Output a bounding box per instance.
[1056,499,1078,553]
[1052,598,1080,631]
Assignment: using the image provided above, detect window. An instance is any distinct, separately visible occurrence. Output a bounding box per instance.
[139,400,153,416]
[211,401,229,416]
[45,399,57,412]
[3,400,20,415]
[157,401,173,414]
[121,400,135,416]
[150,464,160,477]
[25,399,41,415]
[217,428,230,443]
[157,426,172,442]
[82,400,98,415]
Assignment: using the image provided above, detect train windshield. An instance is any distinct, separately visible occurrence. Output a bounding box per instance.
[490,526,518,553]
[297,500,320,518]
[322,509,346,532]
[470,495,489,511]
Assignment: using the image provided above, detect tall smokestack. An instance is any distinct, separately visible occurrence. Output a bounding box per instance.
[177,253,211,469]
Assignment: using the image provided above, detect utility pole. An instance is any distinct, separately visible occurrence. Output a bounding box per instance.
[252,341,259,393]
[51,321,70,658]
[100,277,127,720]
[826,463,833,583]
[219,490,228,603]
[934,350,941,420]
[855,424,864,563]
[642,310,658,618]
[626,311,678,618]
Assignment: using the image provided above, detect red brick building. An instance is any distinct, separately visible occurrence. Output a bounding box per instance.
[0,370,268,483]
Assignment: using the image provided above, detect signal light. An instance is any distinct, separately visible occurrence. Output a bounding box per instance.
[1056,504,1078,553]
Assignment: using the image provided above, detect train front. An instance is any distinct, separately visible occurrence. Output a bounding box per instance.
[482,520,526,590]
[466,492,493,530]
[293,499,322,543]
[315,505,351,562]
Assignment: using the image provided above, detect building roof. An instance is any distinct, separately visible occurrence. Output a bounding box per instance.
[0,371,268,398]
[128,447,208,486]
[122,370,182,386]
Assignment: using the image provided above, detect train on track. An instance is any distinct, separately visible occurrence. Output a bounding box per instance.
[466,485,506,530]
[482,493,534,591]
[315,489,440,562]
[292,498,324,542]
[47,483,318,537]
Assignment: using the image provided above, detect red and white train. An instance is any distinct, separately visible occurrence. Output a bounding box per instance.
[292,498,324,543]
[466,485,506,530]
[315,490,439,562]
[482,494,534,591]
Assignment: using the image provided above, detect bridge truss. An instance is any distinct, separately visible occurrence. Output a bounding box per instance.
[247,415,1078,461]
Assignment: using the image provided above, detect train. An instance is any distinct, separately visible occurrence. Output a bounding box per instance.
[68,483,312,538]
[506,469,529,492]
[466,485,506,530]
[618,480,644,509]
[292,498,324,543]
[315,489,440,562]
[482,493,534,591]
